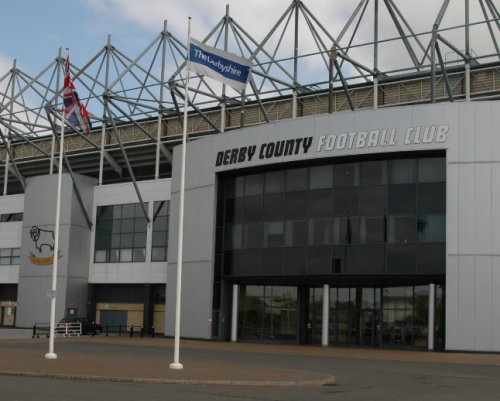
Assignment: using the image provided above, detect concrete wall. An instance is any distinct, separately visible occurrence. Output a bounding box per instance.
[167,101,500,351]
[16,173,95,327]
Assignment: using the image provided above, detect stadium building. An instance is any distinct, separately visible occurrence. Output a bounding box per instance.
[1,0,500,352]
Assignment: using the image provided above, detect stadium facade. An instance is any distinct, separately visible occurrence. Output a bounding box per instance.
[1,1,500,352]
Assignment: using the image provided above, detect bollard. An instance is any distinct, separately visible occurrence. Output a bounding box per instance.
[140,327,144,338]
[130,325,134,337]
[32,324,36,339]
[106,325,109,336]
[118,325,122,336]
[151,326,155,338]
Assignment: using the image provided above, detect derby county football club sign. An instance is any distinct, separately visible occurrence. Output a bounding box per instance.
[28,226,62,266]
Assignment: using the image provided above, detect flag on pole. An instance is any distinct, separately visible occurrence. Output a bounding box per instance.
[63,54,92,134]
[188,38,252,91]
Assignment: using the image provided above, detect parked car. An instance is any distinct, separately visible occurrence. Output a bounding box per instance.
[58,317,102,335]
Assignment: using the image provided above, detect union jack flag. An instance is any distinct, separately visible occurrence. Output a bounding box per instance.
[63,54,92,134]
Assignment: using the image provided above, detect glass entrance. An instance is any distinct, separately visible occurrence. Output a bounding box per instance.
[238,285,297,342]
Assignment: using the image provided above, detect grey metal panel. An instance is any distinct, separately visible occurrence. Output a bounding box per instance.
[493,257,500,351]
[492,105,500,162]
[447,163,459,255]
[165,261,213,339]
[473,164,492,255]
[493,164,500,257]
[474,256,493,352]
[473,103,492,163]
[445,255,459,350]
[458,104,475,163]
[458,163,475,255]
[457,255,475,351]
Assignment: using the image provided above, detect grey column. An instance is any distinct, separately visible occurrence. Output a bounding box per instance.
[322,284,329,347]
[231,284,239,342]
[428,283,435,351]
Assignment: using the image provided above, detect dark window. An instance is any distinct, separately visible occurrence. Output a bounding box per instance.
[334,216,359,245]
[245,174,264,196]
[418,158,446,183]
[94,203,148,263]
[224,224,242,249]
[286,168,308,191]
[360,161,387,186]
[263,193,284,220]
[0,213,23,222]
[389,159,416,184]
[417,214,445,242]
[284,191,307,219]
[0,248,20,265]
[264,221,285,247]
[225,198,243,223]
[151,201,169,261]
[309,219,332,246]
[243,195,263,221]
[285,220,307,246]
[218,156,445,279]
[418,183,445,213]
[310,165,333,189]
[262,248,282,275]
[360,216,386,244]
[283,247,306,275]
[333,187,359,215]
[389,184,416,214]
[332,245,358,274]
[387,244,417,274]
[359,186,387,215]
[416,243,445,274]
[388,215,416,244]
[244,222,264,248]
[308,189,332,217]
[307,246,331,274]
[334,163,358,187]
[358,245,386,274]
[264,171,285,193]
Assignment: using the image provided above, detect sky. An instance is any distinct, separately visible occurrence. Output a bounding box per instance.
[1,0,497,76]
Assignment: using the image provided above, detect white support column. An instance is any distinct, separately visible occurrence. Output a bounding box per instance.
[231,284,239,342]
[292,90,298,119]
[465,63,471,101]
[155,113,162,180]
[322,284,329,347]
[98,122,106,185]
[373,76,379,109]
[428,283,435,351]
[220,102,226,133]
[3,136,10,196]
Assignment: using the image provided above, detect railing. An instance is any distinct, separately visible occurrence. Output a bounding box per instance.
[32,323,50,338]
[102,325,155,338]
[56,322,82,337]
[32,323,157,338]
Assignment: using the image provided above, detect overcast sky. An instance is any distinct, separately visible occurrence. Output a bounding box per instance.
[0,1,498,88]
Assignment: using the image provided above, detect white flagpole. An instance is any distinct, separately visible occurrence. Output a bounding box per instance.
[170,17,191,370]
[45,49,68,360]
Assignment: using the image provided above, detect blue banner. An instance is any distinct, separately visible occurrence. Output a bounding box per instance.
[188,39,252,91]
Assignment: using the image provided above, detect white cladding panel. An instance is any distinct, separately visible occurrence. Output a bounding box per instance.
[89,179,171,284]
[474,256,493,352]
[493,257,500,351]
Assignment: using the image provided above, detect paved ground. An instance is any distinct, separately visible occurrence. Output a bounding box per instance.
[1,327,500,387]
